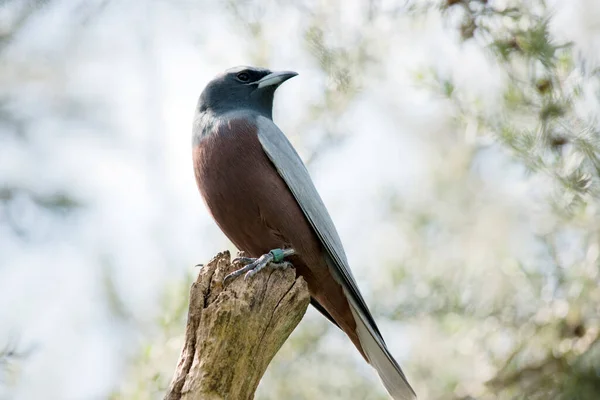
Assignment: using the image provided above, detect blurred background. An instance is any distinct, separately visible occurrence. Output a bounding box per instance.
[1,0,599,399]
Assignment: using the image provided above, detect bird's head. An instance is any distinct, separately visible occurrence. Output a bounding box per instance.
[197,66,298,119]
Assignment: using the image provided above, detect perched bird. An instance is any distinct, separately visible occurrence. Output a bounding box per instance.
[192,66,416,400]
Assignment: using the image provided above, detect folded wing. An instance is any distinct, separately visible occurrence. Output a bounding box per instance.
[255,115,416,400]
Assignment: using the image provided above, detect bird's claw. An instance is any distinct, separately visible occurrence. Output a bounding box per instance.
[224,248,295,284]
[232,256,256,265]
[244,261,293,279]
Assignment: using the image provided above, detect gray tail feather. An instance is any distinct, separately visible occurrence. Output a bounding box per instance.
[349,303,417,400]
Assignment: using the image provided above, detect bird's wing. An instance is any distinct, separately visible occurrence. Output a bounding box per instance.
[255,116,416,400]
[254,116,373,321]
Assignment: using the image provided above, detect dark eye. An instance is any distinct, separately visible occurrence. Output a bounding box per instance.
[236,72,250,82]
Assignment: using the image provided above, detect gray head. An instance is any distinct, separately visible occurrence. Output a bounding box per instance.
[197,66,298,119]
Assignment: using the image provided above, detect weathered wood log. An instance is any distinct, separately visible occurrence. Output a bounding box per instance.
[165,251,310,400]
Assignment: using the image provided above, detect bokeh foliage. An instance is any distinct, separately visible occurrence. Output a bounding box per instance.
[2,0,599,399]
[117,1,600,399]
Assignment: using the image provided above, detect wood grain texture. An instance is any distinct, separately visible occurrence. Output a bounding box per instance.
[165,251,310,400]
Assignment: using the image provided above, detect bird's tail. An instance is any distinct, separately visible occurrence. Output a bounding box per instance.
[348,298,417,400]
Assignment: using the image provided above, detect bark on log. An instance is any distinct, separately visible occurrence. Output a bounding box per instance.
[165,251,310,400]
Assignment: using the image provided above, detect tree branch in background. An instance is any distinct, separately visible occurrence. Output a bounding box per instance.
[165,251,310,400]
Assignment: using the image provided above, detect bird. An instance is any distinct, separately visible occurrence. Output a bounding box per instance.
[192,66,416,400]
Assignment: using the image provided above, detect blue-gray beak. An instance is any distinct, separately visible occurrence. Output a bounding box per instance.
[256,71,298,88]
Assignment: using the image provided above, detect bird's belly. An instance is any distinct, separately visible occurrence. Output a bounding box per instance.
[193,127,321,264]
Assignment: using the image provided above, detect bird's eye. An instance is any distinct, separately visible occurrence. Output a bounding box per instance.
[236,72,250,82]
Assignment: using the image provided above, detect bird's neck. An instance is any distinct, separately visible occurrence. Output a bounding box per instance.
[192,109,272,146]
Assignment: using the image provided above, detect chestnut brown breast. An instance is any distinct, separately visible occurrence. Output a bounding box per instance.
[193,116,363,357]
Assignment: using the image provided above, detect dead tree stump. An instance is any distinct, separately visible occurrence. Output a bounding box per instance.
[165,251,310,400]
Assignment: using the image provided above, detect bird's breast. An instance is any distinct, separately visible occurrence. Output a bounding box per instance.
[192,116,295,253]
[193,117,265,212]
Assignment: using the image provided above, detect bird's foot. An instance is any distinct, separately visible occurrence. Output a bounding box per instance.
[224,248,296,283]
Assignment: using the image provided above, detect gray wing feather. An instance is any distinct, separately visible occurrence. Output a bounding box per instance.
[254,117,373,319]
[255,116,416,399]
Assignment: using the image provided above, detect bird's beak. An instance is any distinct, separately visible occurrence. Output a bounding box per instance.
[256,71,298,89]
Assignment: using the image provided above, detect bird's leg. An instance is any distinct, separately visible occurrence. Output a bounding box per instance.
[225,248,296,283]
